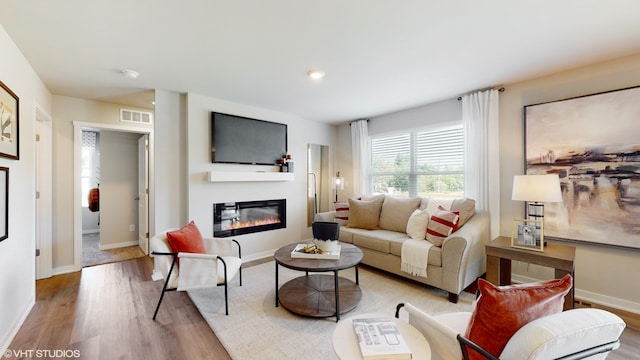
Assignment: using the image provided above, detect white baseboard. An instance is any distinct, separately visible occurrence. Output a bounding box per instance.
[0,296,35,356]
[575,289,640,314]
[52,264,80,276]
[511,274,640,314]
[99,241,138,250]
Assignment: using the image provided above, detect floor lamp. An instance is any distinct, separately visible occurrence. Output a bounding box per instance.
[333,171,344,202]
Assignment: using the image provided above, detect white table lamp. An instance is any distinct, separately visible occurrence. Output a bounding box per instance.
[512,174,563,222]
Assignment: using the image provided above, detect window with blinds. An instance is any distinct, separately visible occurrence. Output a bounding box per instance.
[369,124,464,197]
[81,131,100,207]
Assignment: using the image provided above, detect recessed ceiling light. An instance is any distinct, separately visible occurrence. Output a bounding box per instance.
[121,69,139,79]
[307,70,325,80]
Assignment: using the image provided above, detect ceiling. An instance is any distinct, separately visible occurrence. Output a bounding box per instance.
[2,1,640,124]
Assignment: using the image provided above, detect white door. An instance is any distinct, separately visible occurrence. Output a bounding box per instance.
[36,107,53,279]
[138,134,149,254]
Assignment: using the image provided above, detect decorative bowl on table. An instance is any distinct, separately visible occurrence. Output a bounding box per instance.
[314,239,339,252]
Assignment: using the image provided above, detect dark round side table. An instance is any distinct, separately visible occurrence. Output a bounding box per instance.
[274,242,363,322]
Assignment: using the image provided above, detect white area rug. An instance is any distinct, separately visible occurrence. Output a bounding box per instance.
[188,261,474,360]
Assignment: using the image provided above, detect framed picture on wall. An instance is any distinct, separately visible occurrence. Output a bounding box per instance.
[0,167,8,242]
[524,85,640,250]
[0,81,19,160]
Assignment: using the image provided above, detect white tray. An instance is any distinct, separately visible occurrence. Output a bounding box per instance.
[291,244,341,259]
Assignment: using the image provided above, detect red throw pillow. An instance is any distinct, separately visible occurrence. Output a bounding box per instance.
[426,205,460,246]
[333,201,349,225]
[464,274,573,360]
[166,221,206,255]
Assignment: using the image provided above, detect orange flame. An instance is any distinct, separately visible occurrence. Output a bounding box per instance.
[222,217,281,230]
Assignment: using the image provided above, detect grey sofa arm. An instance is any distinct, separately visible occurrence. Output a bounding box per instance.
[314,211,336,222]
[441,210,490,299]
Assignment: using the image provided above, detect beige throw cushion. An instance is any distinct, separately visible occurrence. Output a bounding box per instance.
[421,197,476,228]
[347,198,384,229]
[379,196,421,232]
[406,209,430,239]
[450,198,476,227]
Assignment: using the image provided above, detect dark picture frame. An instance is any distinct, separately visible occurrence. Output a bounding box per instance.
[0,81,19,160]
[0,167,8,242]
[524,86,640,250]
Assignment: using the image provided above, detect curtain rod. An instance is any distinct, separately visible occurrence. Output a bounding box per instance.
[348,119,370,126]
[457,86,505,101]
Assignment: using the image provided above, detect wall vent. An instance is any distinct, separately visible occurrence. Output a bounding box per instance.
[120,109,153,124]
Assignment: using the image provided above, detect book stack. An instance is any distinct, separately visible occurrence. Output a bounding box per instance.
[353,317,412,359]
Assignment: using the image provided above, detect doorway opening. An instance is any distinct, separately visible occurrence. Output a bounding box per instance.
[80,130,147,267]
[74,122,154,269]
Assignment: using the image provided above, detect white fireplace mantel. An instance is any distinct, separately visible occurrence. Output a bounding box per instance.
[208,171,294,182]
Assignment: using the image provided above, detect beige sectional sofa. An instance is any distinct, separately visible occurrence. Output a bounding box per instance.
[315,195,490,302]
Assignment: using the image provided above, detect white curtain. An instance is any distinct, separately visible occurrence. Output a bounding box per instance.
[351,119,369,196]
[462,89,500,239]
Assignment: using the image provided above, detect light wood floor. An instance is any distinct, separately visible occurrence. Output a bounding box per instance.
[9,256,231,360]
[9,256,640,359]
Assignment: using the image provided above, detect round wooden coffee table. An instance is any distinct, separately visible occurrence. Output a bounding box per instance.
[274,242,363,322]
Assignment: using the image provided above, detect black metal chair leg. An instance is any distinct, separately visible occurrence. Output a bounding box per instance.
[334,270,340,322]
[153,288,167,320]
[224,281,229,315]
[232,239,243,286]
[152,254,178,321]
[219,257,230,316]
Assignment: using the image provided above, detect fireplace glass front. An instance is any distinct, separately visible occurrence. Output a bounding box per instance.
[213,199,286,237]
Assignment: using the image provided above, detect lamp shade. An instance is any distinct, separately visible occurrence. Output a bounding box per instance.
[512,174,562,202]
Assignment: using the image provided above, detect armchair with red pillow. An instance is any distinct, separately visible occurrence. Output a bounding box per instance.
[395,274,626,360]
[150,221,242,320]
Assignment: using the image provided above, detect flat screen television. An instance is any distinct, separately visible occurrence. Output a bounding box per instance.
[211,112,288,165]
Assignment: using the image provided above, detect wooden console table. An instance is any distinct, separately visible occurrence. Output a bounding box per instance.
[486,236,576,310]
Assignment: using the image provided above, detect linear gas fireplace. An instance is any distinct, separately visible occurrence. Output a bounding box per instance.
[213,199,286,237]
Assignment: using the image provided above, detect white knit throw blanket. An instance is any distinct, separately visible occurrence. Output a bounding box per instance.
[177,253,219,291]
[401,239,433,278]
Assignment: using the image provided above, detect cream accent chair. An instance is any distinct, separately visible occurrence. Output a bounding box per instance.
[395,303,626,360]
[151,231,242,320]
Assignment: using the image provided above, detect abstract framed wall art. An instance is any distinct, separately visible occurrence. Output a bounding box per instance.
[524,86,640,249]
[0,167,7,242]
[0,80,19,160]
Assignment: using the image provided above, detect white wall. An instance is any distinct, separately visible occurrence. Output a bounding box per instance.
[0,25,52,353]
[185,93,335,259]
[152,90,186,233]
[51,96,152,272]
[499,53,640,312]
[99,131,140,248]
